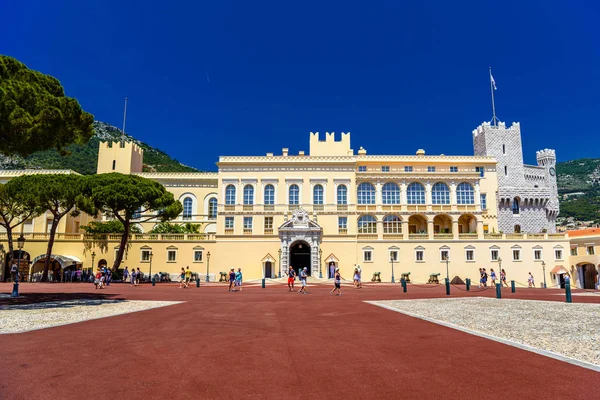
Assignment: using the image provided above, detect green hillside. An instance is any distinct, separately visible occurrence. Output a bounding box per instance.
[0,121,199,175]
[556,158,600,223]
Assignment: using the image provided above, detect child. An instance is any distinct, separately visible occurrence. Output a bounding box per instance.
[330,268,342,296]
[130,269,137,287]
[94,270,103,289]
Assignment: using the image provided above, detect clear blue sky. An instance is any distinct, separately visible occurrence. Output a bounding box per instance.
[2,0,599,171]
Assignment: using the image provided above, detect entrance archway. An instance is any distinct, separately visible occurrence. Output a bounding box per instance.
[265,262,273,278]
[577,263,598,289]
[290,241,311,276]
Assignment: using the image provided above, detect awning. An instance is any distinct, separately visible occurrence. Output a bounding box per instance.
[550,265,568,275]
[30,254,83,269]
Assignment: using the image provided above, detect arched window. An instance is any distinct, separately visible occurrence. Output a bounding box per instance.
[225,185,236,205]
[264,184,275,205]
[456,183,475,205]
[289,184,299,205]
[183,197,193,220]
[313,184,324,205]
[514,224,521,233]
[208,197,217,219]
[431,183,450,205]
[382,183,400,204]
[357,182,376,205]
[407,182,426,204]
[383,215,402,234]
[512,198,520,214]
[337,185,347,205]
[358,215,377,234]
[243,185,254,205]
[133,207,142,220]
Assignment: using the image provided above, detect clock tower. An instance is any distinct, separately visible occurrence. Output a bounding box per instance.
[536,149,559,229]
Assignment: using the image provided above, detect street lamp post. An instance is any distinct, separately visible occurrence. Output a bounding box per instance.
[149,251,153,283]
[496,257,503,298]
[319,248,323,279]
[91,251,96,280]
[541,261,546,289]
[444,254,450,295]
[206,251,211,282]
[390,252,396,283]
[11,235,26,298]
[278,248,282,278]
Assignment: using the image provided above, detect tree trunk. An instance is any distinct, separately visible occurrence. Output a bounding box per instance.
[42,216,61,282]
[4,225,14,282]
[113,220,130,271]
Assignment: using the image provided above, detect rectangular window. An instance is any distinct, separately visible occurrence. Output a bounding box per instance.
[112,160,116,170]
[264,216,273,230]
[555,249,563,260]
[490,250,499,261]
[243,217,253,230]
[141,249,151,262]
[338,216,347,230]
[404,166,413,172]
[415,250,424,262]
[466,250,474,261]
[504,166,508,176]
[440,250,449,262]
[194,250,203,262]
[450,166,458,172]
[167,250,177,262]
[587,246,595,255]
[427,166,435,172]
[475,166,485,177]
[389,250,398,262]
[513,249,521,261]
[225,217,234,229]
[382,166,390,172]
[534,249,542,260]
[481,194,487,210]
[570,247,577,256]
[358,165,367,172]
[363,250,372,262]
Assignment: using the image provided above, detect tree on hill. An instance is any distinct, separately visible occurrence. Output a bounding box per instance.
[0,55,94,157]
[6,173,84,281]
[79,173,182,271]
[0,183,42,272]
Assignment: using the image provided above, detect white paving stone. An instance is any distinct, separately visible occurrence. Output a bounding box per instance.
[369,297,600,369]
[0,299,183,334]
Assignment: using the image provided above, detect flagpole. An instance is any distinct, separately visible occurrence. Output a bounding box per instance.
[121,97,128,144]
[489,67,498,126]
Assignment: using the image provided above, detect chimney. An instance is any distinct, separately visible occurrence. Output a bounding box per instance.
[298,150,305,156]
[282,148,289,156]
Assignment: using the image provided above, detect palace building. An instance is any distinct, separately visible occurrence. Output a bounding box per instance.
[2,120,596,289]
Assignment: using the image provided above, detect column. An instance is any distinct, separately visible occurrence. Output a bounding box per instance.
[476,220,484,239]
[402,220,409,240]
[427,219,434,240]
[450,182,457,209]
[376,181,382,208]
[377,219,383,240]
[452,219,459,240]
[400,181,407,207]
[474,182,481,207]
[425,181,432,208]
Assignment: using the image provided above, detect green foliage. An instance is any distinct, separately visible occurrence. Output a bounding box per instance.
[557,158,600,222]
[0,121,200,175]
[559,187,600,223]
[82,220,142,234]
[150,222,200,234]
[80,173,183,270]
[0,55,94,157]
[0,183,41,258]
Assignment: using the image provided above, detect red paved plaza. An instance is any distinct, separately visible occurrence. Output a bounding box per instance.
[1,282,598,400]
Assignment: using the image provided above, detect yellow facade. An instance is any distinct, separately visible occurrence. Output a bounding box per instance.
[0,133,576,287]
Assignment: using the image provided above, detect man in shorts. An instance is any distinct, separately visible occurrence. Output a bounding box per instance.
[286,265,296,292]
[356,264,362,288]
[184,266,192,288]
[299,267,308,294]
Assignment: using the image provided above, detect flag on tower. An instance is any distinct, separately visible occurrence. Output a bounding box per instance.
[490,72,497,90]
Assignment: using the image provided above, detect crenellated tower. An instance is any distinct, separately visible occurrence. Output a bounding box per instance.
[537,149,559,229]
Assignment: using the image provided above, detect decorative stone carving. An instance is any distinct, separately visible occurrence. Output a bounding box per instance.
[278,208,323,276]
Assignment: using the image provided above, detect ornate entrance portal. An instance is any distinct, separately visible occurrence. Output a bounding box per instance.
[278,209,322,277]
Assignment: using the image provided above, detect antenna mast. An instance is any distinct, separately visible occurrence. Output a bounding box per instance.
[489,68,498,126]
[121,97,128,144]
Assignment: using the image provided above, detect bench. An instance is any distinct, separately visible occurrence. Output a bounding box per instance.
[401,272,411,283]
[428,273,441,284]
[371,272,381,282]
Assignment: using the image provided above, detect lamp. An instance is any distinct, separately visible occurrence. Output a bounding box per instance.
[278,248,282,278]
[444,253,450,295]
[149,251,153,283]
[91,251,96,274]
[541,260,546,289]
[11,234,26,297]
[319,248,323,279]
[206,251,211,282]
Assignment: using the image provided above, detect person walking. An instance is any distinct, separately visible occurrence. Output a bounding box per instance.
[184,266,192,288]
[179,268,186,289]
[130,268,137,287]
[478,268,484,288]
[299,267,308,294]
[500,269,508,287]
[528,272,535,288]
[123,266,129,284]
[235,268,243,292]
[353,267,360,289]
[286,266,296,292]
[490,268,497,286]
[357,265,362,288]
[228,268,236,292]
[136,268,142,284]
[482,268,488,288]
[330,268,342,296]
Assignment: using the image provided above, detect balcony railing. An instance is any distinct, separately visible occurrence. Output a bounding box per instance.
[409,233,429,240]
[383,234,403,239]
[337,204,348,211]
[338,228,348,235]
[313,205,324,212]
[243,205,254,211]
[263,229,274,235]
[243,229,253,235]
[458,233,478,240]
[224,229,234,235]
[434,233,454,240]
[357,233,378,240]
[264,205,274,212]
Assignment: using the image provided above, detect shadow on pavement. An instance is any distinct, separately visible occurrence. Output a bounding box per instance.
[0,292,124,308]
